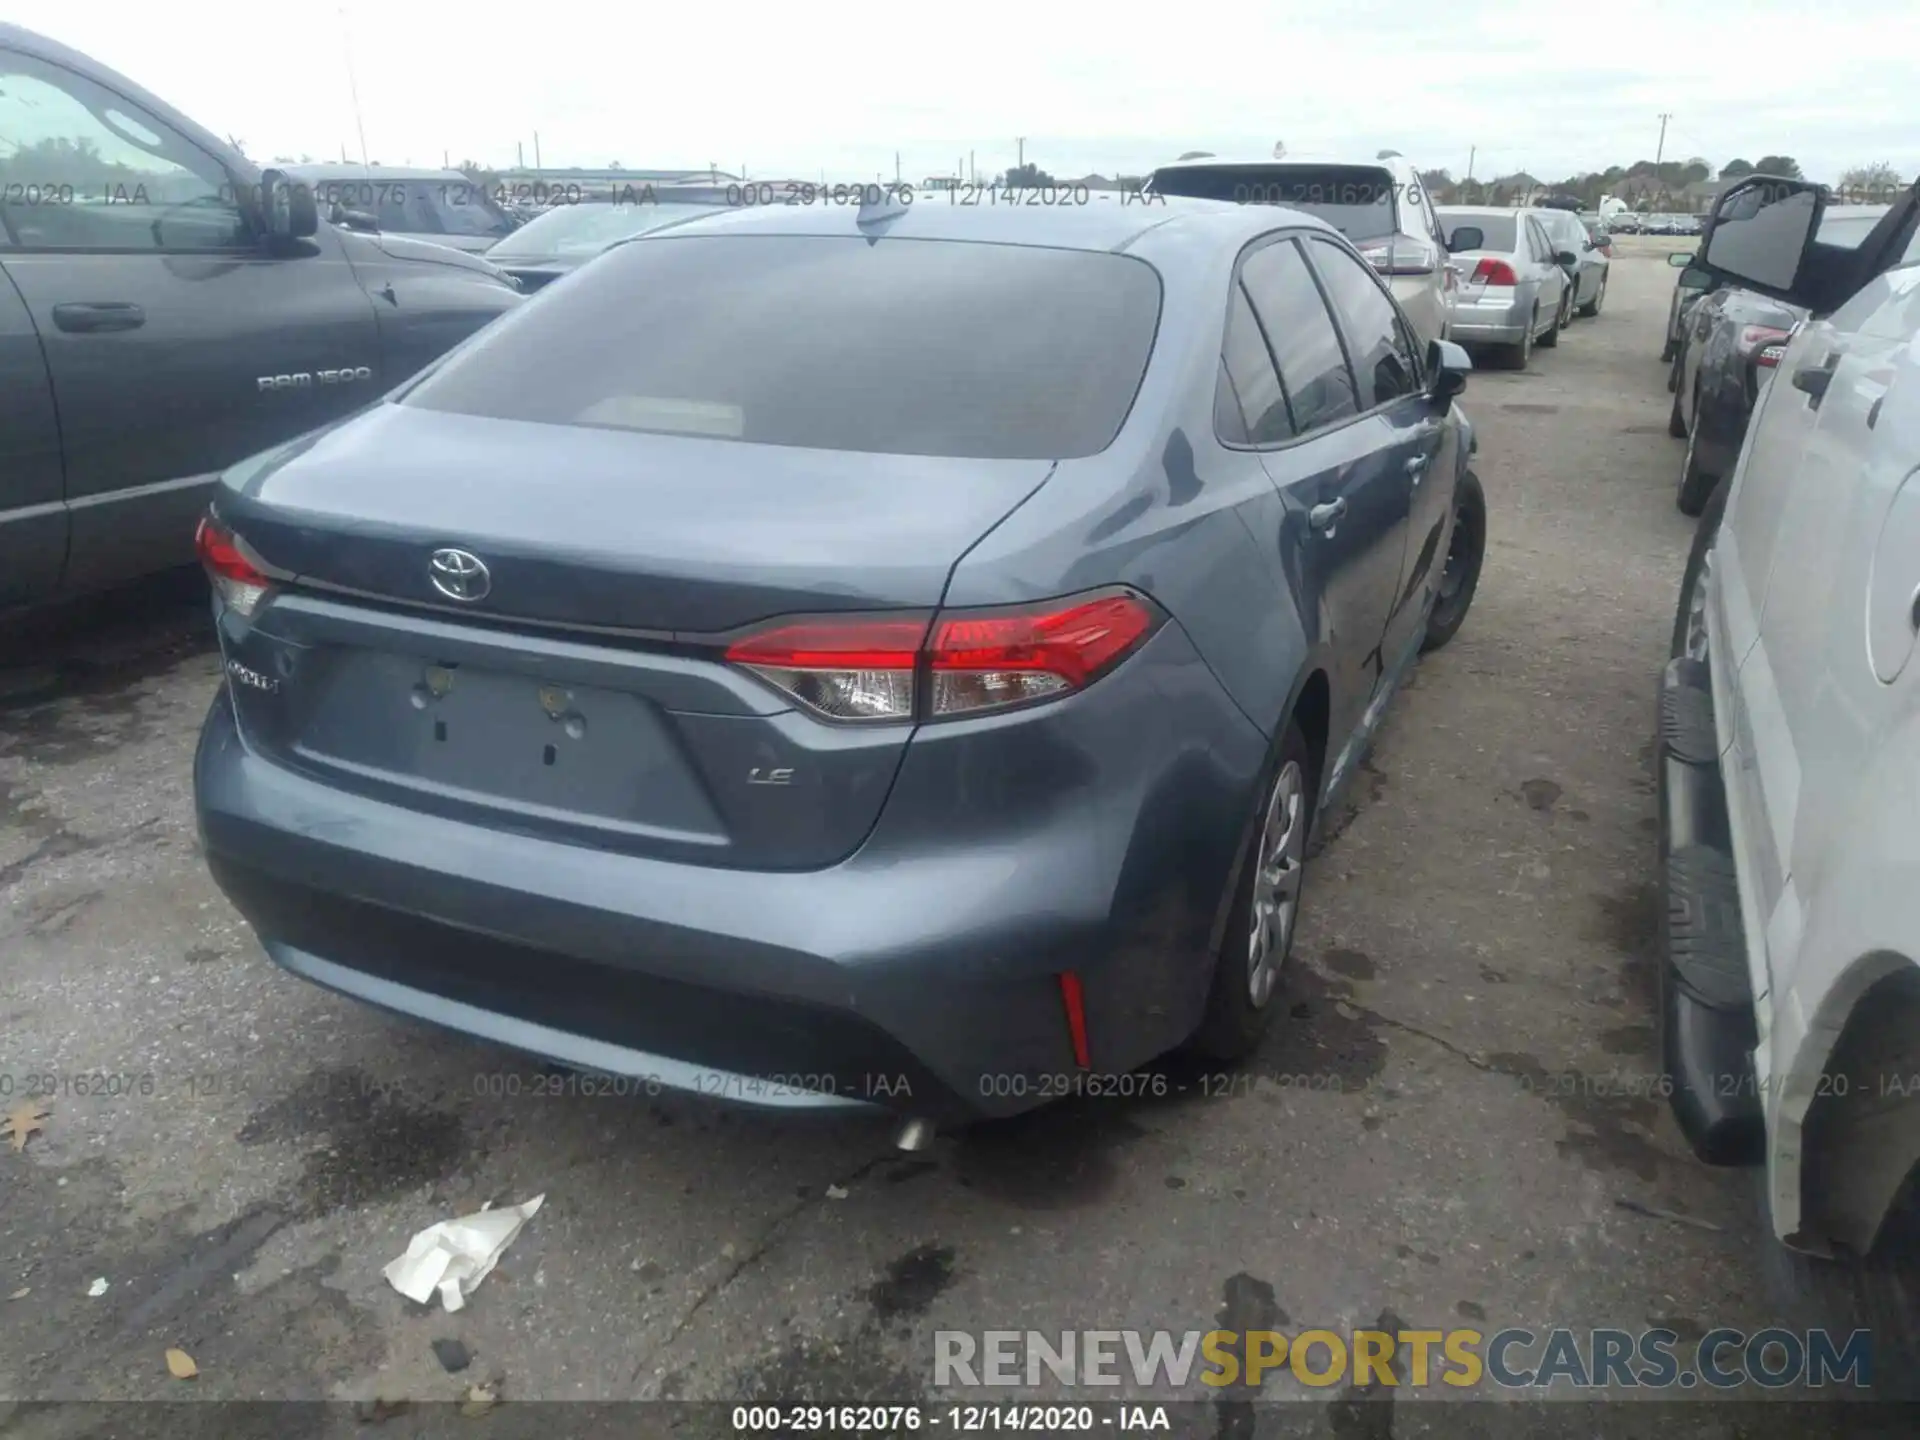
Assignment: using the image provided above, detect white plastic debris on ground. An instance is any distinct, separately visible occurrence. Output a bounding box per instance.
[383,1195,545,1313]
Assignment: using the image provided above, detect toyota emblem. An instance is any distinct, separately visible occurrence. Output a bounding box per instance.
[429,548,491,602]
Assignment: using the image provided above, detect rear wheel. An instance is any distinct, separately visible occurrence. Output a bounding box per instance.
[1422,468,1486,653]
[1668,377,1688,436]
[1539,294,1563,348]
[1678,390,1718,516]
[1191,721,1315,1061]
[1580,272,1606,318]
[1506,310,1536,369]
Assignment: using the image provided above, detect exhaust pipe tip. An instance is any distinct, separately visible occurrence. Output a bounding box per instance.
[893,1117,935,1153]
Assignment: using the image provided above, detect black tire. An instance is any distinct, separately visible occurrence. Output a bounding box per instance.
[1190,719,1316,1061]
[1579,273,1605,318]
[1422,468,1486,653]
[1539,294,1562,348]
[1667,382,1688,437]
[1505,311,1535,369]
[1677,398,1718,516]
[1670,477,1729,661]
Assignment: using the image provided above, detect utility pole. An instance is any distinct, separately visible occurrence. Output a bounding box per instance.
[1655,113,1673,168]
[895,151,901,183]
[517,141,524,170]
[533,132,542,174]
[969,150,975,183]
[1016,136,1025,171]
[1466,146,1475,182]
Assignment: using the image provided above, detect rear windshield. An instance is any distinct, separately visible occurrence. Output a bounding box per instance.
[487,202,729,259]
[1149,164,1399,243]
[1437,212,1515,251]
[403,235,1163,460]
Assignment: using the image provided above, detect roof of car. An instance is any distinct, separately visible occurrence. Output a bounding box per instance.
[1149,152,1410,175]
[284,163,472,183]
[615,193,1338,253]
[1434,205,1537,217]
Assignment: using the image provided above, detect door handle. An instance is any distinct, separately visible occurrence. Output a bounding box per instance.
[1405,454,1430,486]
[52,302,145,334]
[1308,498,1348,532]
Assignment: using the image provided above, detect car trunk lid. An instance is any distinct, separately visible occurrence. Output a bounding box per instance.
[213,404,1055,870]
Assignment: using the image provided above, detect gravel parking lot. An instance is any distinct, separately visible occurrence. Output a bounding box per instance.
[0,245,1909,1424]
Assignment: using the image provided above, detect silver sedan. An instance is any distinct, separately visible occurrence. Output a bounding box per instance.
[1437,207,1572,370]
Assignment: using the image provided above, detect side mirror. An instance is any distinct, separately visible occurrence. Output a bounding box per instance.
[1698,176,1822,297]
[1667,251,1694,268]
[258,168,317,240]
[1427,337,1471,404]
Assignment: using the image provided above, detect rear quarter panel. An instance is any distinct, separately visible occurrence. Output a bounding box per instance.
[941,231,1318,741]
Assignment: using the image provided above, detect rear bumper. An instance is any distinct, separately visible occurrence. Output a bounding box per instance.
[195,623,1269,1120]
[1447,288,1530,344]
[1656,656,1764,1163]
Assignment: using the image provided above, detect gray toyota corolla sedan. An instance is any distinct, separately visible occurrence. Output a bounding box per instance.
[193,196,1486,1125]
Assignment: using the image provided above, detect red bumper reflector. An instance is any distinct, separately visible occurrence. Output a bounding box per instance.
[1058,971,1091,1070]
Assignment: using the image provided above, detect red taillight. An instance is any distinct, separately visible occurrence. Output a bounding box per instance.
[928,593,1157,716]
[1738,325,1792,365]
[723,590,1162,723]
[723,616,927,722]
[1470,257,1519,287]
[195,516,271,617]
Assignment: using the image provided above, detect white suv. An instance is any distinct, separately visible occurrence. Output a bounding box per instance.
[1662,174,1920,1260]
[1146,150,1454,347]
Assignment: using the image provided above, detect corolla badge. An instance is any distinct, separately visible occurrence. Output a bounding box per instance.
[429,548,491,602]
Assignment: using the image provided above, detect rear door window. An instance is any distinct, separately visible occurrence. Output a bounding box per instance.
[1526,219,1554,263]
[404,235,1164,460]
[1218,286,1292,444]
[1305,238,1421,410]
[1237,239,1359,433]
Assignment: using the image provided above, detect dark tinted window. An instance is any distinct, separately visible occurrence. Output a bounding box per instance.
[1219,287,1292,444]
[419,180,516,238]
[1307,239,1420,410]
[0,53,249,252]
[1150,164,1399,243]
[1239,240,1358,433]
[1439,212,1515,251]
[404,235,1162,460]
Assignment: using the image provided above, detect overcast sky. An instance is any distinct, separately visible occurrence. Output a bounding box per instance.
[9,0,1915,185]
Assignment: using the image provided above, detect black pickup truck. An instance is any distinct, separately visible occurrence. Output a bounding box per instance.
[0,23,523,611]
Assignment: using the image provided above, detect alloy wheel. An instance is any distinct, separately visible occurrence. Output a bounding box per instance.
[1246,759,1307,1006]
